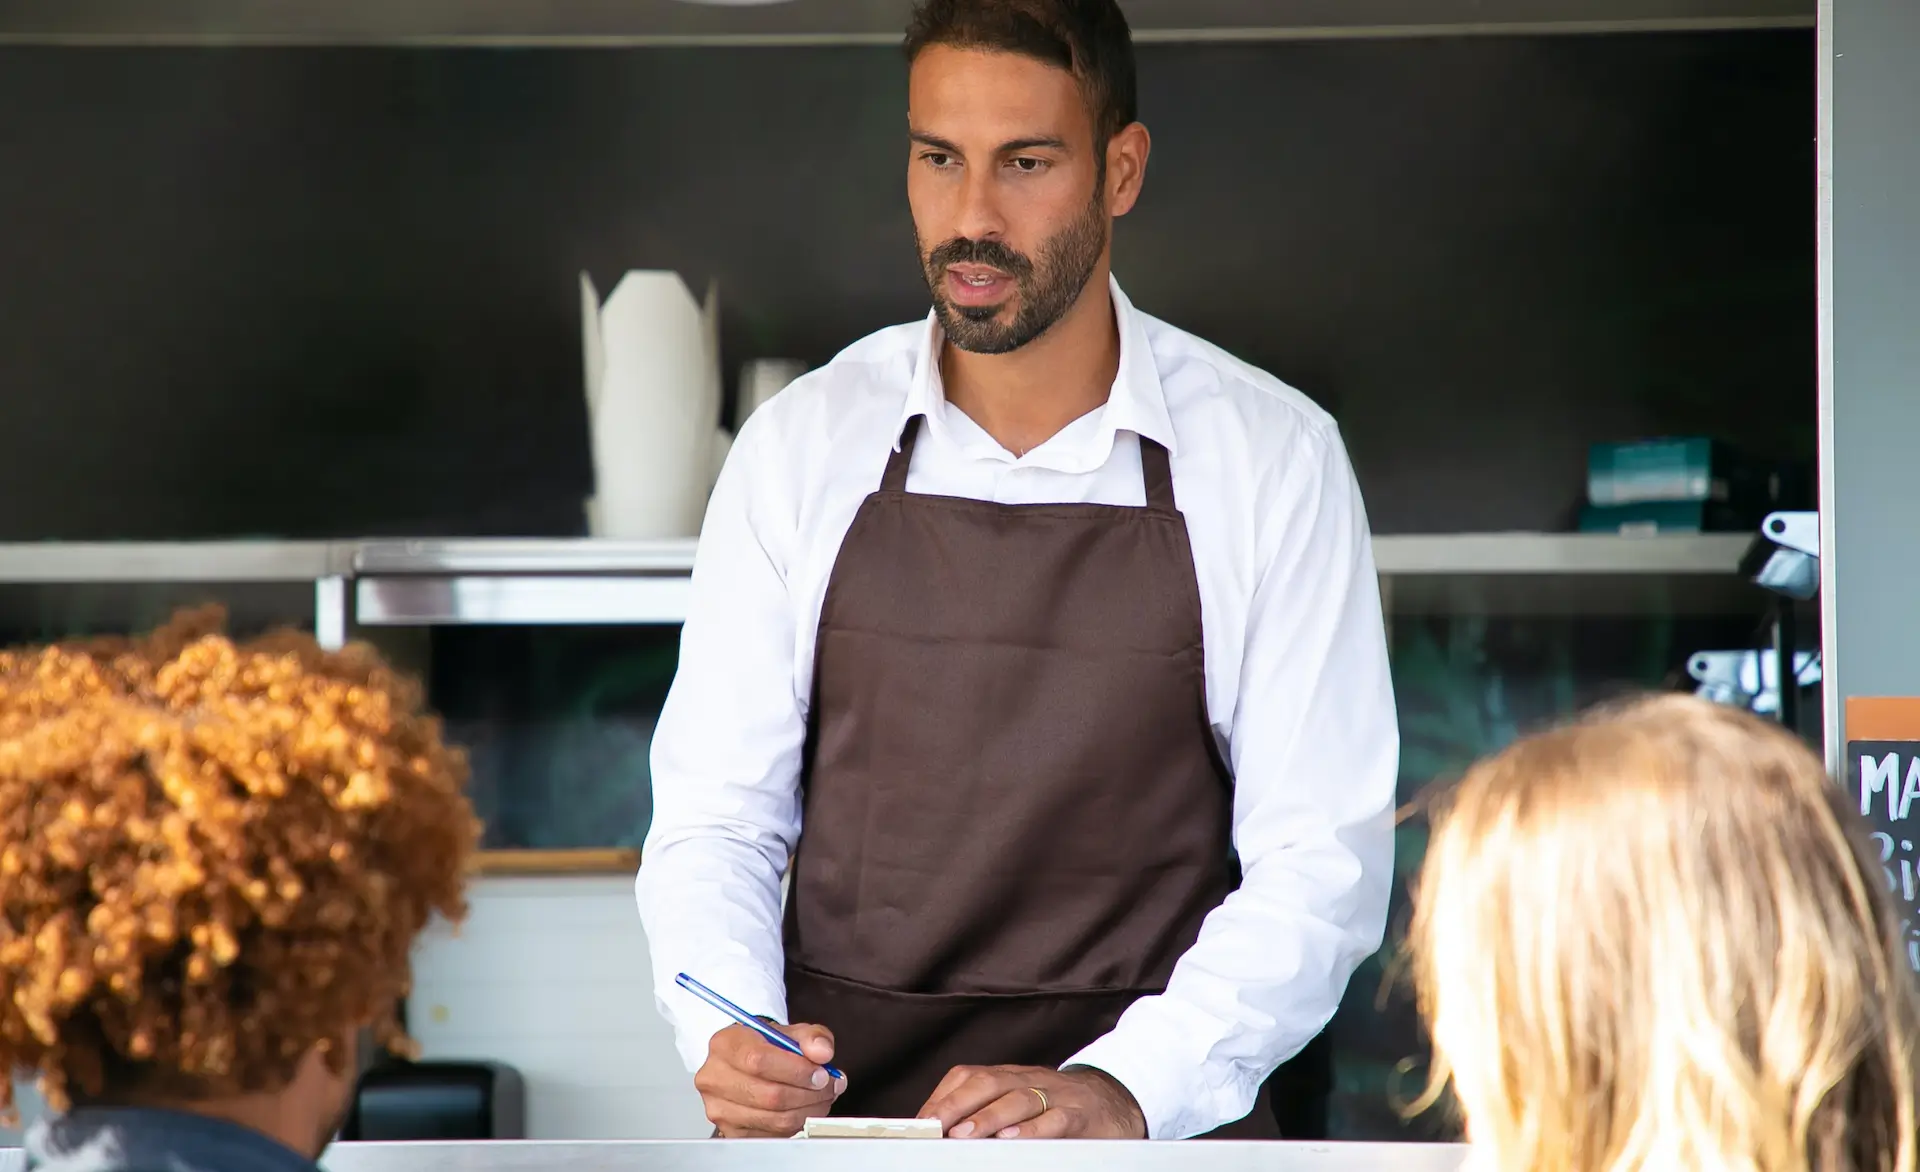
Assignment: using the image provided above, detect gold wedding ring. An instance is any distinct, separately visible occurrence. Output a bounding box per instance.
[1029,1087,1049,1115]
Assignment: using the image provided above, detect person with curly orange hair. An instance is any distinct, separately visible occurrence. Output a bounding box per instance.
[0,609,479,1172]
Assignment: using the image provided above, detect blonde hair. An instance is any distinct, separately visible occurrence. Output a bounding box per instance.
[1411,694,1920,1172]
[0,608,478,1115]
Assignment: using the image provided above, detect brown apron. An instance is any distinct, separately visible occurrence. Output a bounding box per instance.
[783,415,1291,1138]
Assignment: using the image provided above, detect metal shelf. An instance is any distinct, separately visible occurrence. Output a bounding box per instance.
[1374,532,1758,616]
[0,540,351,583]
[355,538,696,576]
[1373,532,1751,576]
[0,533,1762,626]
[0,533,1747,582]
[0,0,1812,47]
[356,574,693,626]
[352,539,696,627]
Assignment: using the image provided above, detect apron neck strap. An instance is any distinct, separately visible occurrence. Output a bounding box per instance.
[1140,436,1176,512]
[881,414,924,492]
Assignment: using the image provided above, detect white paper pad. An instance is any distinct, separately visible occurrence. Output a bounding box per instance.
[799,1117,944,1139]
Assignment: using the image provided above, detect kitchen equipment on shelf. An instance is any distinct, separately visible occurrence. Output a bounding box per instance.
[580,270,730,539]
[342,1059,526,1141]
[736,357,809,431]
[1577,437,1807,535]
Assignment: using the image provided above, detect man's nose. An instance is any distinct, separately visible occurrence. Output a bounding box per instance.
[952,168,1007,243]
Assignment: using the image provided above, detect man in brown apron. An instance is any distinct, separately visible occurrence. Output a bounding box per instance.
[783,412,1270,1138]
[638,0,1394,1143]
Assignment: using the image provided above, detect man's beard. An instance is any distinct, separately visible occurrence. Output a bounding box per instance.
[917,190,1109,356]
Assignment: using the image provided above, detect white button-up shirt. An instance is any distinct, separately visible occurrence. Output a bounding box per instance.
[636,278,1398,1140]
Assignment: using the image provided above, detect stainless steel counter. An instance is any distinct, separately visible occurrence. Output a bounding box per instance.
[0,1140,1466,1172]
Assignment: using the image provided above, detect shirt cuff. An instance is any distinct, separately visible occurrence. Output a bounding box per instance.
[1065,1018,1247,1140]
[662,963,789,1074]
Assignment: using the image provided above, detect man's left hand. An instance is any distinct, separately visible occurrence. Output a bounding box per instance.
[917,1065,1147,1139]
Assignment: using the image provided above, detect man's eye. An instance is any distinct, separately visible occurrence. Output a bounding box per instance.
[1009,157,1048,173]
[922,152,953,168]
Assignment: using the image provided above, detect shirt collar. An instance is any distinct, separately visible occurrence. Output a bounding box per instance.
[896,275,1178,459]
[27,1107,324,1172]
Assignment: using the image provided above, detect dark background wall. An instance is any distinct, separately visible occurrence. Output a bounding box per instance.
[0,32,1813,540]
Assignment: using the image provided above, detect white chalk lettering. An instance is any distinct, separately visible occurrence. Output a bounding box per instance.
[1864,753,1902,818]
[1877,832,1900,894]
[1901,758,1920,820]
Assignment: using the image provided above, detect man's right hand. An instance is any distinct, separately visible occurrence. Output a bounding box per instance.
[695,1022,845,1138]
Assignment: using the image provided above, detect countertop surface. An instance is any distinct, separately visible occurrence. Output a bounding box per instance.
[315,1140,1470,1172]
[0,1139,1471,1172]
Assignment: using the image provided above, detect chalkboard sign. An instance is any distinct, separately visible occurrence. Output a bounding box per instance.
[1855,741,1920,972]
[1845,698,1920,974]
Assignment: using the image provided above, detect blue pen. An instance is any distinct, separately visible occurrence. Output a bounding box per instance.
[676,972,846,1082]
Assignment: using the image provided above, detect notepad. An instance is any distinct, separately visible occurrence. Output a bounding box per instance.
[800,1117,944,1139]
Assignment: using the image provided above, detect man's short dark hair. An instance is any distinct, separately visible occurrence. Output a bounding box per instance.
[904,0,1138,146]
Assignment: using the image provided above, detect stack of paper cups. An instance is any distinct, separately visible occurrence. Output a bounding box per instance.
[736,358,809,432]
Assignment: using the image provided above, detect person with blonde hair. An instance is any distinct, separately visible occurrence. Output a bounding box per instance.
[1412,694,1920,1172]
[0,609,478,1172]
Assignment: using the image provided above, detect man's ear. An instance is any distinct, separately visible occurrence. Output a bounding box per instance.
[1106,123,1152,218]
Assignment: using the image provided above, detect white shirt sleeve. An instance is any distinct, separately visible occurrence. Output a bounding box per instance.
[635,410,807,1072]
[1064,422,1399,1139]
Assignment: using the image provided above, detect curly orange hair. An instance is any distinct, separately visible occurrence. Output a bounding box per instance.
[0,607,478,1115]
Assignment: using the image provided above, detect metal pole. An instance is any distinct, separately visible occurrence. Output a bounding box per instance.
[1776,599,1800,731]
[315,575,348,651]
[1815,0,1838,773]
